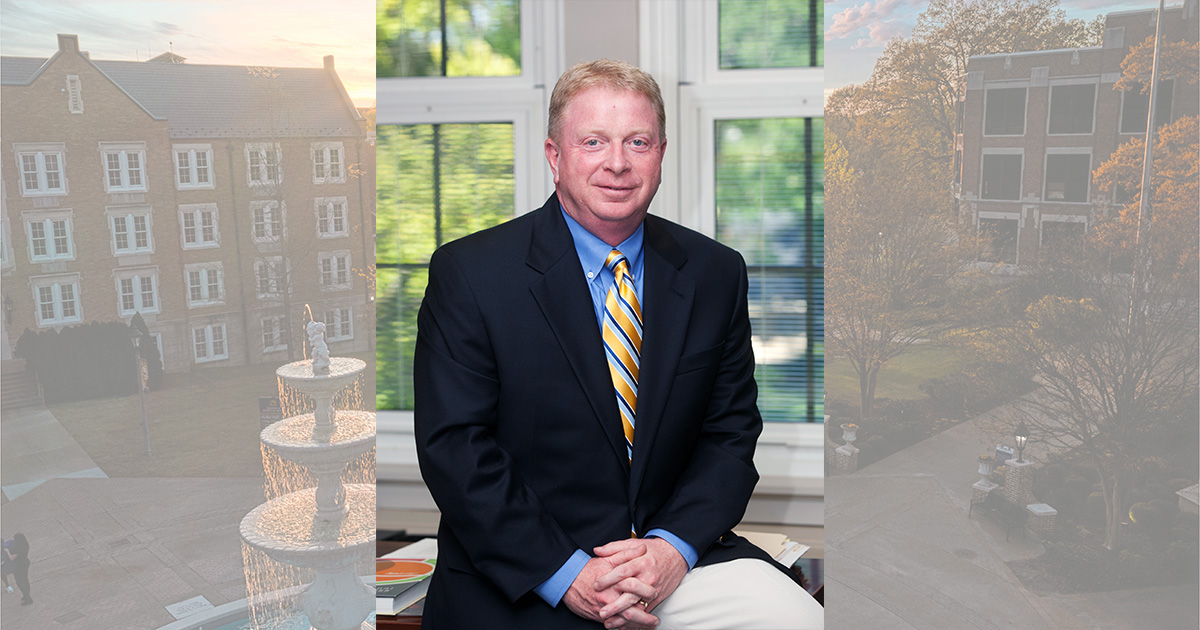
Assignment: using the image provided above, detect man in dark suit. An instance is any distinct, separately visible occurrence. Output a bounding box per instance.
[414,59,822,629]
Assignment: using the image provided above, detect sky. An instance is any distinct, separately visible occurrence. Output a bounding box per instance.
[823,0,1155,102]
[0,0,376,108]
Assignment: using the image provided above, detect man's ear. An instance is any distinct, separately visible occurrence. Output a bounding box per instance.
[544,137,561,184]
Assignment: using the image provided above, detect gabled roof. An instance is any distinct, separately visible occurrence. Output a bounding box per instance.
[2,53,363,139]
[147,52,186,63]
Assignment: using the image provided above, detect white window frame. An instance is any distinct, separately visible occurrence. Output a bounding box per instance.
[30,273,82,327]
[261,316,288,353]
[315,196,349,239]
[318,250,352,291]
[99,142,148,192]
[179,203,220,249]
[184,262,224,307]
[1045,78,1099,136]
[312,142,346,184]
[0,208,12,270]
[23,210,75,262]
[981,82,1028,137]
[245,142,282,187]
[1118,79,1174,135]
[1042,147,1093,204]
[323,305,354,341]
[173,144,215,189]
[1039,213,1088,247]
[66,75,83,114]
[254,256,285,299]
[113,267,159,316]
[192,323,228,363]
[979,148,1025,202]
[107,207,154,255]
[250,200,285,243]
[14,142,67,196]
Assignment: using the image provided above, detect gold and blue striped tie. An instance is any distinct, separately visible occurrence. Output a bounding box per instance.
[603,250,641,463]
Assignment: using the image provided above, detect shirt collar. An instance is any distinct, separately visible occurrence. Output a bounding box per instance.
[561,209,644,282]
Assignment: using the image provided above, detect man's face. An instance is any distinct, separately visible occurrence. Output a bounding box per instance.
[545,87,666,245]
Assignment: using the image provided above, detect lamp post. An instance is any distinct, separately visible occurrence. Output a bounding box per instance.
[130,328,151,456]
[1014,422,1030,464]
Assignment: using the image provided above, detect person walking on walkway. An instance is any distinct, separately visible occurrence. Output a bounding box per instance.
[10,533,31,605]
[1,537,14,593]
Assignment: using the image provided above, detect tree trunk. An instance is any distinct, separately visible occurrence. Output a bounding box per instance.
[1104,469,1127,551]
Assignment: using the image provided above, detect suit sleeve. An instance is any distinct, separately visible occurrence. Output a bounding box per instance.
[644,255,763,554]
[413,247,582,603]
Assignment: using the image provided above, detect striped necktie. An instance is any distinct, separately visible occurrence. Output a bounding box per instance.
[603,250,642,463]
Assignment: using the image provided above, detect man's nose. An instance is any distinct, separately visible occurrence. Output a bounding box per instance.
[603,144,631,174]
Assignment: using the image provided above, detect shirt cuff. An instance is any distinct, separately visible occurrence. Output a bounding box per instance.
[533,548,591,607]
[645,529,698,570]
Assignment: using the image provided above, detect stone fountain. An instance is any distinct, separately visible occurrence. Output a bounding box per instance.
[239,321,376,630]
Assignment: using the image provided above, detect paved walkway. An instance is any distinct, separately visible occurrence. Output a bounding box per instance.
[1,405,106,501]
[826,404,1199,630]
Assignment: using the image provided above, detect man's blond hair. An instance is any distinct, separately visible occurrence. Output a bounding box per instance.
[548,59,666,143]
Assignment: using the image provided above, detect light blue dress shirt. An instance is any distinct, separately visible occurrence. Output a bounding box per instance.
[531,210,699,608]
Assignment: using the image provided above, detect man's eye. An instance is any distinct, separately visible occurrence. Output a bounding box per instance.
[631,139,646,147]
[585,139,600,146]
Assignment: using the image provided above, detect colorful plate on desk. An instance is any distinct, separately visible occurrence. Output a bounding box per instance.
[376,558,436,585]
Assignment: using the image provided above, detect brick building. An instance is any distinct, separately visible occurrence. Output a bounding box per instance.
[1,34,373,372]
[953,1,1199,265]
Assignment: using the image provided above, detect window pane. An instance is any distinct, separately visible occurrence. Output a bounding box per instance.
[378,0,521,78]
[719,0,821,69]
[376,122,515,410]
[715,117,823,422]
[1048,84,1095,134]
[984,87,1026,136]
[981,154,1022,200]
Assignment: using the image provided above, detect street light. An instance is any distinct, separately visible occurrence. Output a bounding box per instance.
[1014,422,1030,463]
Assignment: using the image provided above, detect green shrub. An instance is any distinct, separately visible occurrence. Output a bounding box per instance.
[15,321,139,403]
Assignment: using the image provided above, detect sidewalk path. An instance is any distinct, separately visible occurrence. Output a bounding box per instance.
[2,405,106,501]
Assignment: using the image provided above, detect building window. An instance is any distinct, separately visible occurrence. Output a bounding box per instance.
[192,324,228,362]
[25,213,75,262]
[115,270,159,316]
[15,144,67,196]
[377,0,522,77]
[262,316,288,352]
[980,218,1019,264]
[66,75,83,114]
[980,153,1022,200]
[250,200,284,243]
[319,251,351,290]
[1044,153,1091,203]
[1120,80,1174,134]
[110,211,154,255]
[31,275,82,327]
[1041,218,1086,251]
[101,143,148,192]
[254,257,284,298]
[246,143,282,186]
[0,218,11,269]
[185,263,224,307]
[315,197,348,238]
[1047,83,1096,135]
[174,144,214,189]
[324,306,353,341]
[180,204,219,249]
[312,142,345,183]
[983,87,1026,136]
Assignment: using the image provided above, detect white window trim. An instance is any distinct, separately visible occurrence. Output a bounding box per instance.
[192,323,229,363]
[184,262,224,308]
[179,203,220,249]
[245,142,282,187]
[173,144,215,189]
[981,85,1028,137]
[99,142,148,193]
[1118,80,1174,135]
[1,209,12,270]
[311,142,347,184]
[30,273,82,327]
[1041,148,1093,205]
[254,256,285,299]
[315,196,349,239]
[1045,80,1099,136]
[106,207,155,255]
[323,305,354,341]
[14,142,68,196]
[318,250,352,291]
[250,200,285,243]
[261,316,289,353]
[113,267,160,316]
[22,209,76,262]
[979,148,1025,202]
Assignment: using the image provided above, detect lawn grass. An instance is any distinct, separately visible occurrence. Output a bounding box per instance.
[826,343,960,405]
[49,353,376,478]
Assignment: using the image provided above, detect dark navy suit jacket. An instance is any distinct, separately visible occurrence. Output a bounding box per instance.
[414,194,775,628]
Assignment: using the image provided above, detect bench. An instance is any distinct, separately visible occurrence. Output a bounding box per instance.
[969,491,1028,541]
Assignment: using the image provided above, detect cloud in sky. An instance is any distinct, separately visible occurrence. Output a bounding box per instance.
[851,21,908,49]
[826,0,916,42]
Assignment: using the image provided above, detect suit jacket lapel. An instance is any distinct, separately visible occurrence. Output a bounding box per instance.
[526,195,629,468]
[630,216,694,497]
